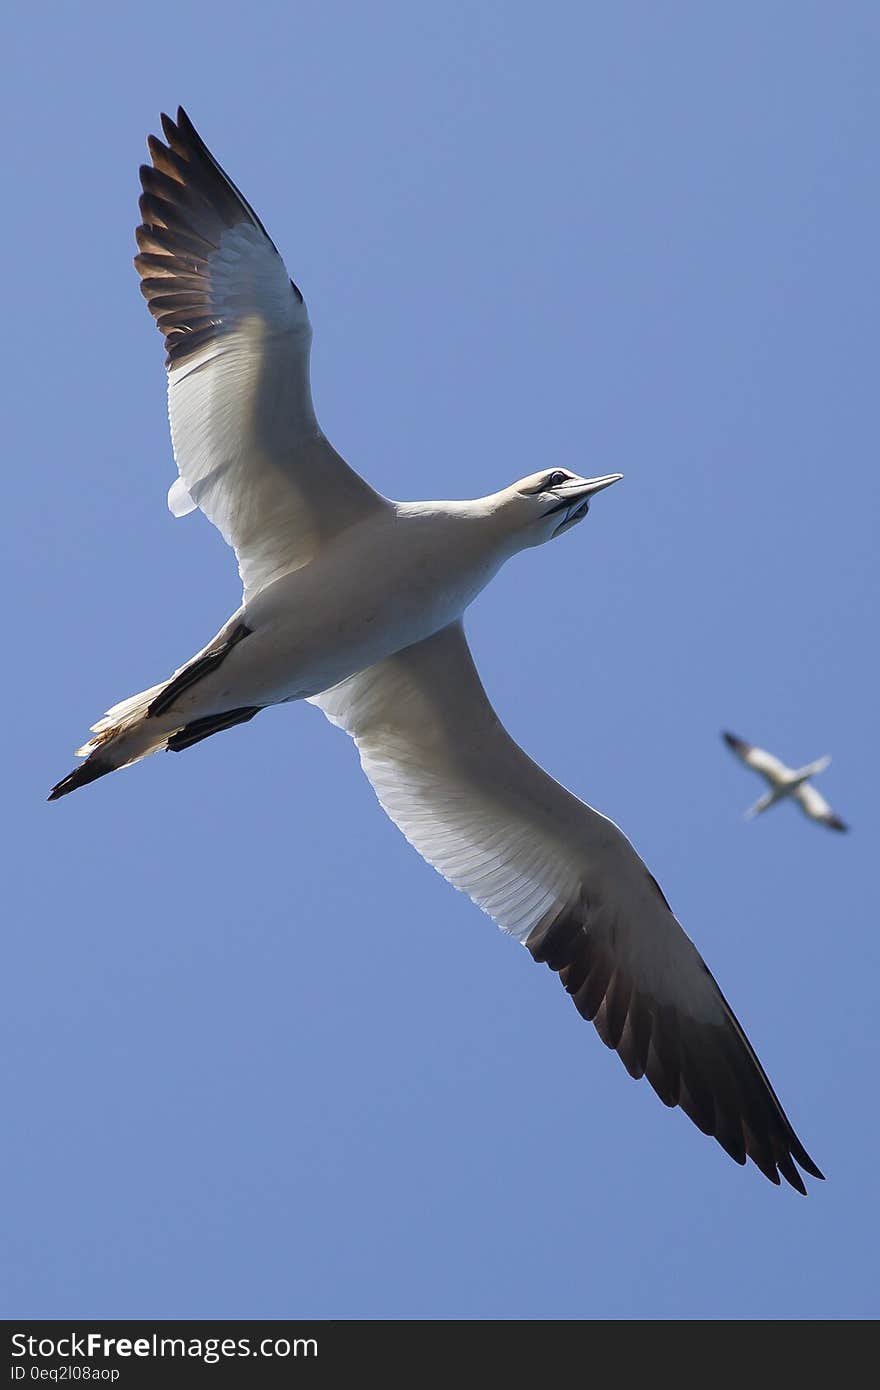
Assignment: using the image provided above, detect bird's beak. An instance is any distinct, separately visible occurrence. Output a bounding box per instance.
[558,473,624,500]
[543,472,623,525]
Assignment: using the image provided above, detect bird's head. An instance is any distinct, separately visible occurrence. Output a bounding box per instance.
[498,468,623,548]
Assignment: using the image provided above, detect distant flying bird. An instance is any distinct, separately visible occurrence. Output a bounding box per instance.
[50,108,822,1193]
[723,733,848,832]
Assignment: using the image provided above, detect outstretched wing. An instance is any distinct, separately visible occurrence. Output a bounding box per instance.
[136,107,385,600]
[794,782,848,832]
[722,731,791,785]
[312,627,823,1192]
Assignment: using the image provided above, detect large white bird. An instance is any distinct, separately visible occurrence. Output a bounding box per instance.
[723,732,848,831]
[51,108,822,1192]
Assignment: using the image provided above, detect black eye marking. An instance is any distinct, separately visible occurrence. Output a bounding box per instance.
[520,471,571,497]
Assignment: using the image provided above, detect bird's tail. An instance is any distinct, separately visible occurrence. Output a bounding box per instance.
[743,791,775,820]
[49,616,265,800]
[48,682,172,800]
[49,683,264,801]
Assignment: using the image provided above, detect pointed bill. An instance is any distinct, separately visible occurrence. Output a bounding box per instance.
[557,473,623,500]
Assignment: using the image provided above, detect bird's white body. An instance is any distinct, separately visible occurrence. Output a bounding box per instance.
[243,498,512,698]
[722,734,845,831]
[50,107,825,1193]
[209,506,507,703]
[82,491,522,771]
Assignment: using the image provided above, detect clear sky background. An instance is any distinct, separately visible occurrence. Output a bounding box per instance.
[3,2,877,1320]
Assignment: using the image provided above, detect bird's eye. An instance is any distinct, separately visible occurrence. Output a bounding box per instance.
[546,470,568,488]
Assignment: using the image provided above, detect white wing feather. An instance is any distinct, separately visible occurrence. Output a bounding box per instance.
[136,109,385,601]
[311,624,822,1190]
[723,732,791,784]
[794,781,846,830]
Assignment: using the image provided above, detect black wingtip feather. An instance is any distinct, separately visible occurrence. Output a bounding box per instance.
[788,1143,824,1182]
[775,1150,808,1195]
[137,105,289,366]
[526,891,823,1192]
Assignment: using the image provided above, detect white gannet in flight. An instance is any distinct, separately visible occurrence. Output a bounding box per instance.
[723,733,848,832]
[50,108,823,1193]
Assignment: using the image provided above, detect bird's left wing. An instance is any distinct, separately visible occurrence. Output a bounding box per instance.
[311,624,822,1192]
[794,782,848,832]
[136,108,386,600]
[722,732,790,784]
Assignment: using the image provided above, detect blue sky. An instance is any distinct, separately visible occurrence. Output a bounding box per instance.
[3,2,877,1319]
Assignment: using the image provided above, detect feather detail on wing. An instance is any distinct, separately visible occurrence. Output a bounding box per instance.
[136,107,385,599]
[794,782,848,831]
[312,627,823,1191]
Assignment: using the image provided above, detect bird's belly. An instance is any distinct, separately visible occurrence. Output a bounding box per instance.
[198,547,494,711]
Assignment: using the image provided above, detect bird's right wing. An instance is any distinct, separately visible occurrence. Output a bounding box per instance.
[311,625,822,1192]
[722,731,790,784]
[136,108,386,601]
[794,782,848,832]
